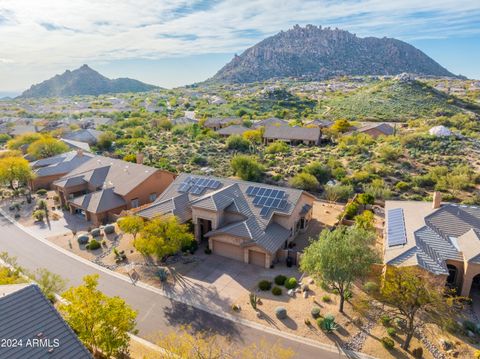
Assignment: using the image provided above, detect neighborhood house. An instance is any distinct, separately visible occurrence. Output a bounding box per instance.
[51,154,175,225]
[384,192,480,296]
[136,173,315,268]
[263,125,321,146]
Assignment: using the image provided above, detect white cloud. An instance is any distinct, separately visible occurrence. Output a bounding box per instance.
[0,0,479,89]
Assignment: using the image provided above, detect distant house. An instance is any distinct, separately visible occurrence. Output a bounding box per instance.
[60,138,91,152]
[263,125,321,146]
[204,117,242,131]
[10,124,41,136]
[62,129,104,146]
[384,193,480,297]
[252,117,288,129]
[216,125,249,137]
[29,150,95,191]
[52,154,175,225]
[171,117,198,126]
[306,119,333,128]
[136,173,315,268]
[356,123,395,138]
[0,284,92,358]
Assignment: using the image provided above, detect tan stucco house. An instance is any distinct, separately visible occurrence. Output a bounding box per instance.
[384,193,480,297]
[263,125,321,146]
[136,173,316,268]
[52,154,175,226]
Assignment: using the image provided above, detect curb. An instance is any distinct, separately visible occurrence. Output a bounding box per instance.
[0,208,376,359]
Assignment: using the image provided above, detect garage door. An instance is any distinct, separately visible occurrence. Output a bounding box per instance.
[212,240,244,262]
[249,250,266,267]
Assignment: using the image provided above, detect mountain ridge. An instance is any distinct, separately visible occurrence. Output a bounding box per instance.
[19,65,158,98]
[209,25,457,83]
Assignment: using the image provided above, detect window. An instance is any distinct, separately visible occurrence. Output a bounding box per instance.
[131,198,140,208]
[149,193,157,202]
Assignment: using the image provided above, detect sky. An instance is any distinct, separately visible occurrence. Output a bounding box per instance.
[0,0,479,95]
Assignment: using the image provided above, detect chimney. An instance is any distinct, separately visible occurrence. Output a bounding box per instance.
[432,191,442,209]
[136,153,144,164]
[77,148,83,157]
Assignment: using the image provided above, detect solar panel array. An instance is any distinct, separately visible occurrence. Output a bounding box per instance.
[178,176,221,195]
[387,208,407,247]
[246,186,288,216]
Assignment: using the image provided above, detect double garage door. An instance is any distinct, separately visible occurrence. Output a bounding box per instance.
[211,240,266,267]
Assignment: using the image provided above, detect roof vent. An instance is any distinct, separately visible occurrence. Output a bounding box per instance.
[36,332,44,338]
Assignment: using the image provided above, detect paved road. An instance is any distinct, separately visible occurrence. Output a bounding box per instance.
[0,215,353,359]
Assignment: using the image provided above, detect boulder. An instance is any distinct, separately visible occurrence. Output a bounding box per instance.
[287,289,295,297]
[303,291,308,299]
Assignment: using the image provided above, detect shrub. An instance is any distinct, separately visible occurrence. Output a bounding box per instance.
[381,336,394,350]
[32,209,46,222]
[304,318,311,326]
[156,268,169,282]
[275,306,287,320]
[363,281,379,294]
[386,327,396,337]
[380,314,391,327]
[249,293,259,310]
[231,304,240,312]
[311,307,321,319]
[226,135,250,152]
[258,280,272,291]
[412,347,423,358]
[272,286,282,296]
[284,277,297,290]
[344,202,359,219]
[289,172,319,191]
[274,274,287,286]
[77,235,89,245]
[90,228,101,237]
[463,320,477,333]
[316,317,324,328]
[86,239,100,250]
[319,314,338,332]
[103,224,115,234]
[266,141,290,154]
[36,189,47,196]
[321,295,331,303]
[204,247,212,254]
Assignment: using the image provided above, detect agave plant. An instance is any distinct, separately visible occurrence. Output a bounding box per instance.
[249,292,258,310]
[321,314,338,332]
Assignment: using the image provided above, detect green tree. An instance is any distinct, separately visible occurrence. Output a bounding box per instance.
[330,119,352,133]
[60,274,137,357]
[7,132,41,150]
[304,162,331,184]
[118,215,144,240]
[0,156,35,189]
[289,173,319,191]
[97,131,116,150]
[300,226,378,313]
[265,141,290,154]
[380,267,459,350]
[231,155,264,181]
[226,135,251,152]
[354,210,375,231]
[134,216,194,261]
[242,129,263,144]
[323,184,353,203]
[33,268,66,302]
[27,136,69,160]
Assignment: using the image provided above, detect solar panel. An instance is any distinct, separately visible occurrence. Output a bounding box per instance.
[257,188,266,196]
[278,200,287,210]
[253,196,261,205]
[258,197,267,206]
[251,187,260,195]
[178,183,191,193]
[265,198,274,207]
[246,186,255,195]
[264,188,272,197]
[260,207,270,216]
[270,189,278,197]
[387,208,407,247]
[272,198,280,207]
[276,191,285,198]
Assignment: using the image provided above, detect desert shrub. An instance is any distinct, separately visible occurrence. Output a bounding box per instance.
[156,268,169,282]
[395,181,410,191]
[258,280,272,291]
[304,318,311,326]
[412,347,423,358]
[284,277,297,289]
[226,135,250,152]
[344,202,359,219]
[380,314,391,327]
[386,327,396,337]
[274,275,287,286]
[182,240,198,253]
[304,161,331,184]
[204,247,212,254]
[272,286,282,296]
[32,210,46,222]
[275,306,287,319]
[36,189,47,196]
[289,172,319,191]
[77,235,89,245]
[91,228,101,237]
[311,307,321,319]
[103,224,115,234]
[363,281,379,294]
[319,314,337,332]
[86,239,101,250]
[230,155,264,181]
[321,295,332,303]
[266,141,290,154]
[381,336,394,350]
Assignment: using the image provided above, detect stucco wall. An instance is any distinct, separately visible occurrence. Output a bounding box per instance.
[272,192,314,239]
[123,170,176,209]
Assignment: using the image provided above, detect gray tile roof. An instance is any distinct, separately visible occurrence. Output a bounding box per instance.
[63,129,104,145]
[385,202,480,275]
[71,187,126,213]
[216,125,249,136]
[60,138,91,152]
[137,173,313,253]
[31,151,94,177]
[263,125,320,142]
[306,119,333,128]
[204,117,241,128]
[358,122,394,135]
[252,117,288,128]
[0,284,92,359]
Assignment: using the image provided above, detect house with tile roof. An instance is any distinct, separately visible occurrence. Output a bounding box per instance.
[356,122,395,138]
[0,284,92,359]
[216,125,249,137]
[29,150,95,191]
[263,125,321,146]
[384,192,480,296]
[252,117,288,129]
[62,129,104,145]
[203,117,242,131]
[136,173,315,268]
[52,154,175,226]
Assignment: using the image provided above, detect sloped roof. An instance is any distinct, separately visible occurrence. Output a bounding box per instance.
[306,119,333,128]
[137,173,314,253]
[31,150,94,177]
[54,155,161,196]
[263,125,320,142]
[252,117,288,128]
[385,201,480,275]
[70,187,126,213]
[216,125,249,136]
[0,284,92,359]
[62,129,103,144]
[60,138,91,152]
[358,122,394,135]
[204,117,241,127]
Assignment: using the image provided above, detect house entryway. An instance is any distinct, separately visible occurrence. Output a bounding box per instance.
[197,218,212,241]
